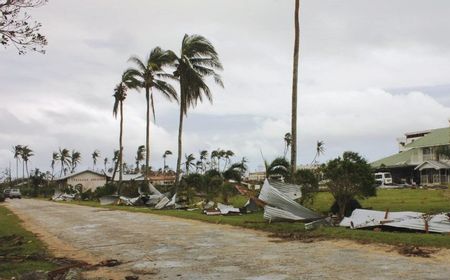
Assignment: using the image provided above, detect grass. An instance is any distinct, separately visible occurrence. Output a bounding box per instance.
[59,188,450,248]
[0,205,58,278]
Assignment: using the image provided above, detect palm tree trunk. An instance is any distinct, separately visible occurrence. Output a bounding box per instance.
[16,158,18,180]
[290,0,300,180]
[145,87,150,182]
[163,157,166,173]
[174,95,185,192]
[118,100,124,193]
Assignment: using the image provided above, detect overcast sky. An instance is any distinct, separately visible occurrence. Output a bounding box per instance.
[1,0,450,176]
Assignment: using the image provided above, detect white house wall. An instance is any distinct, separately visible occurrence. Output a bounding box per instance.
[67,172,106,192]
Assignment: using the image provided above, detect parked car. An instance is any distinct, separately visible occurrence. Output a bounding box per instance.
[4,188,22,199]
[374,172,393,186]
[3,188,11,198]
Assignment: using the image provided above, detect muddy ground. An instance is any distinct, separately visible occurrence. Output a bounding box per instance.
[5,199,450,280]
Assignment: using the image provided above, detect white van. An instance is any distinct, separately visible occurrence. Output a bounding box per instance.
[374,172,392,185]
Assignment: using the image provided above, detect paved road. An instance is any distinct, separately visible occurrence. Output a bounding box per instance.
[5,199,450,280]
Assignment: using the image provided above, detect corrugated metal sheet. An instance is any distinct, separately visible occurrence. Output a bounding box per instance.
[259,179,321,221]
[340,209,450,233]
[268,180,302,200]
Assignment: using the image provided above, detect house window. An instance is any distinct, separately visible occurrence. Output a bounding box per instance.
[422,147,433,160]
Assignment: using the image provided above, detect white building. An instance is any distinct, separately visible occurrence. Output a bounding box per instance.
[55,170,107,192]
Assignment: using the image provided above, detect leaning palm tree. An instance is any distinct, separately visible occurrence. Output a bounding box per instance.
[210,150,219,171]
[162,150,172,172]
[70,150,81,173]
[311,140,325,164]
[223,150,235,171]
[125,47,178,180]
[290,0,300,179]
[20,146,33,177]
[58,148,71,177]
[183,153,196,175]
[169,34,224,190]
[199,150,208,173]
[104,157,108,172]
[12,145,23,179]
[51,152,59,180]
[113,71,133,184]
[91,150,100,170]
[217,149,226,172]
[135,145,145,173]
[283,132,291,159]
[111,150,120,182]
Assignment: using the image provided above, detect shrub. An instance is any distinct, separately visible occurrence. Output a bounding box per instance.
[93,183,117,198]
[293,169,319,206]
[322,151,376,218]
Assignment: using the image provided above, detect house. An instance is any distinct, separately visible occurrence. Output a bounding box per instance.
[55,170,108,192]
[148,171,176,186]
[371,126,450,185]
[246,171,266,183]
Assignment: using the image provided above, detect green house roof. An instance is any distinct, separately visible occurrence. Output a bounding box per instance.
[371,149,415,168]
[404,127,450,149]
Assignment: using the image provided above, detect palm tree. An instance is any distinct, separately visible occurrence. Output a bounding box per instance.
[199,150,208,173]
[113,71,132,184]
[104,157,108,172]
[51,152,59,179]
[170,34,224,190]
[283,132,291,159]
[217,149,226,171]
[311,140,325,164]
[111,150,120,181]
[183,153,196,175]
[290,0,300,179]
[58,148,71,177]
[12,145,22,179]
[20,146,33,177]
[210,150,219,171]
[162,150,172,172]
[135,145,145,173]
[70,150,81,173]
[223,150,235,171]
[125,47,178,180]
[265,157,291,181]
[91,150,100,170]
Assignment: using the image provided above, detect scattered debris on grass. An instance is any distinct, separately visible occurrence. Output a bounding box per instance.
[396,245,438,258]
[268,232,325,243]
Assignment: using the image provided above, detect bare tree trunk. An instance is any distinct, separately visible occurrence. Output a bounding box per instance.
[290,0,300,180]
[174,93,185,192]
[145,87,150,182]
[118,100,124,194]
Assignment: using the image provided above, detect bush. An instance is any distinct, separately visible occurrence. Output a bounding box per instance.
[120,183,140,197]
[322,151,376,218]
[293,169,319,206]
[221,182,237,204]
[81,189,94,200]
[93,183,117,198]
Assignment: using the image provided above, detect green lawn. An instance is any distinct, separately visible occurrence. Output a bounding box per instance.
[0,205,58,278]
[60,188,450,248]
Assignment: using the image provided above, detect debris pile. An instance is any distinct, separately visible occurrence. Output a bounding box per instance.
[340,209,450,233]
[52,191,76,201]
[258,179,322,222]
[99,183,178,210]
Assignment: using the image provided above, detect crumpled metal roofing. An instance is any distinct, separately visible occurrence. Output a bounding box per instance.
[217,203,241,215]
[340,209,450,233]
[268,180,302,200]
[258,179,321,221]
